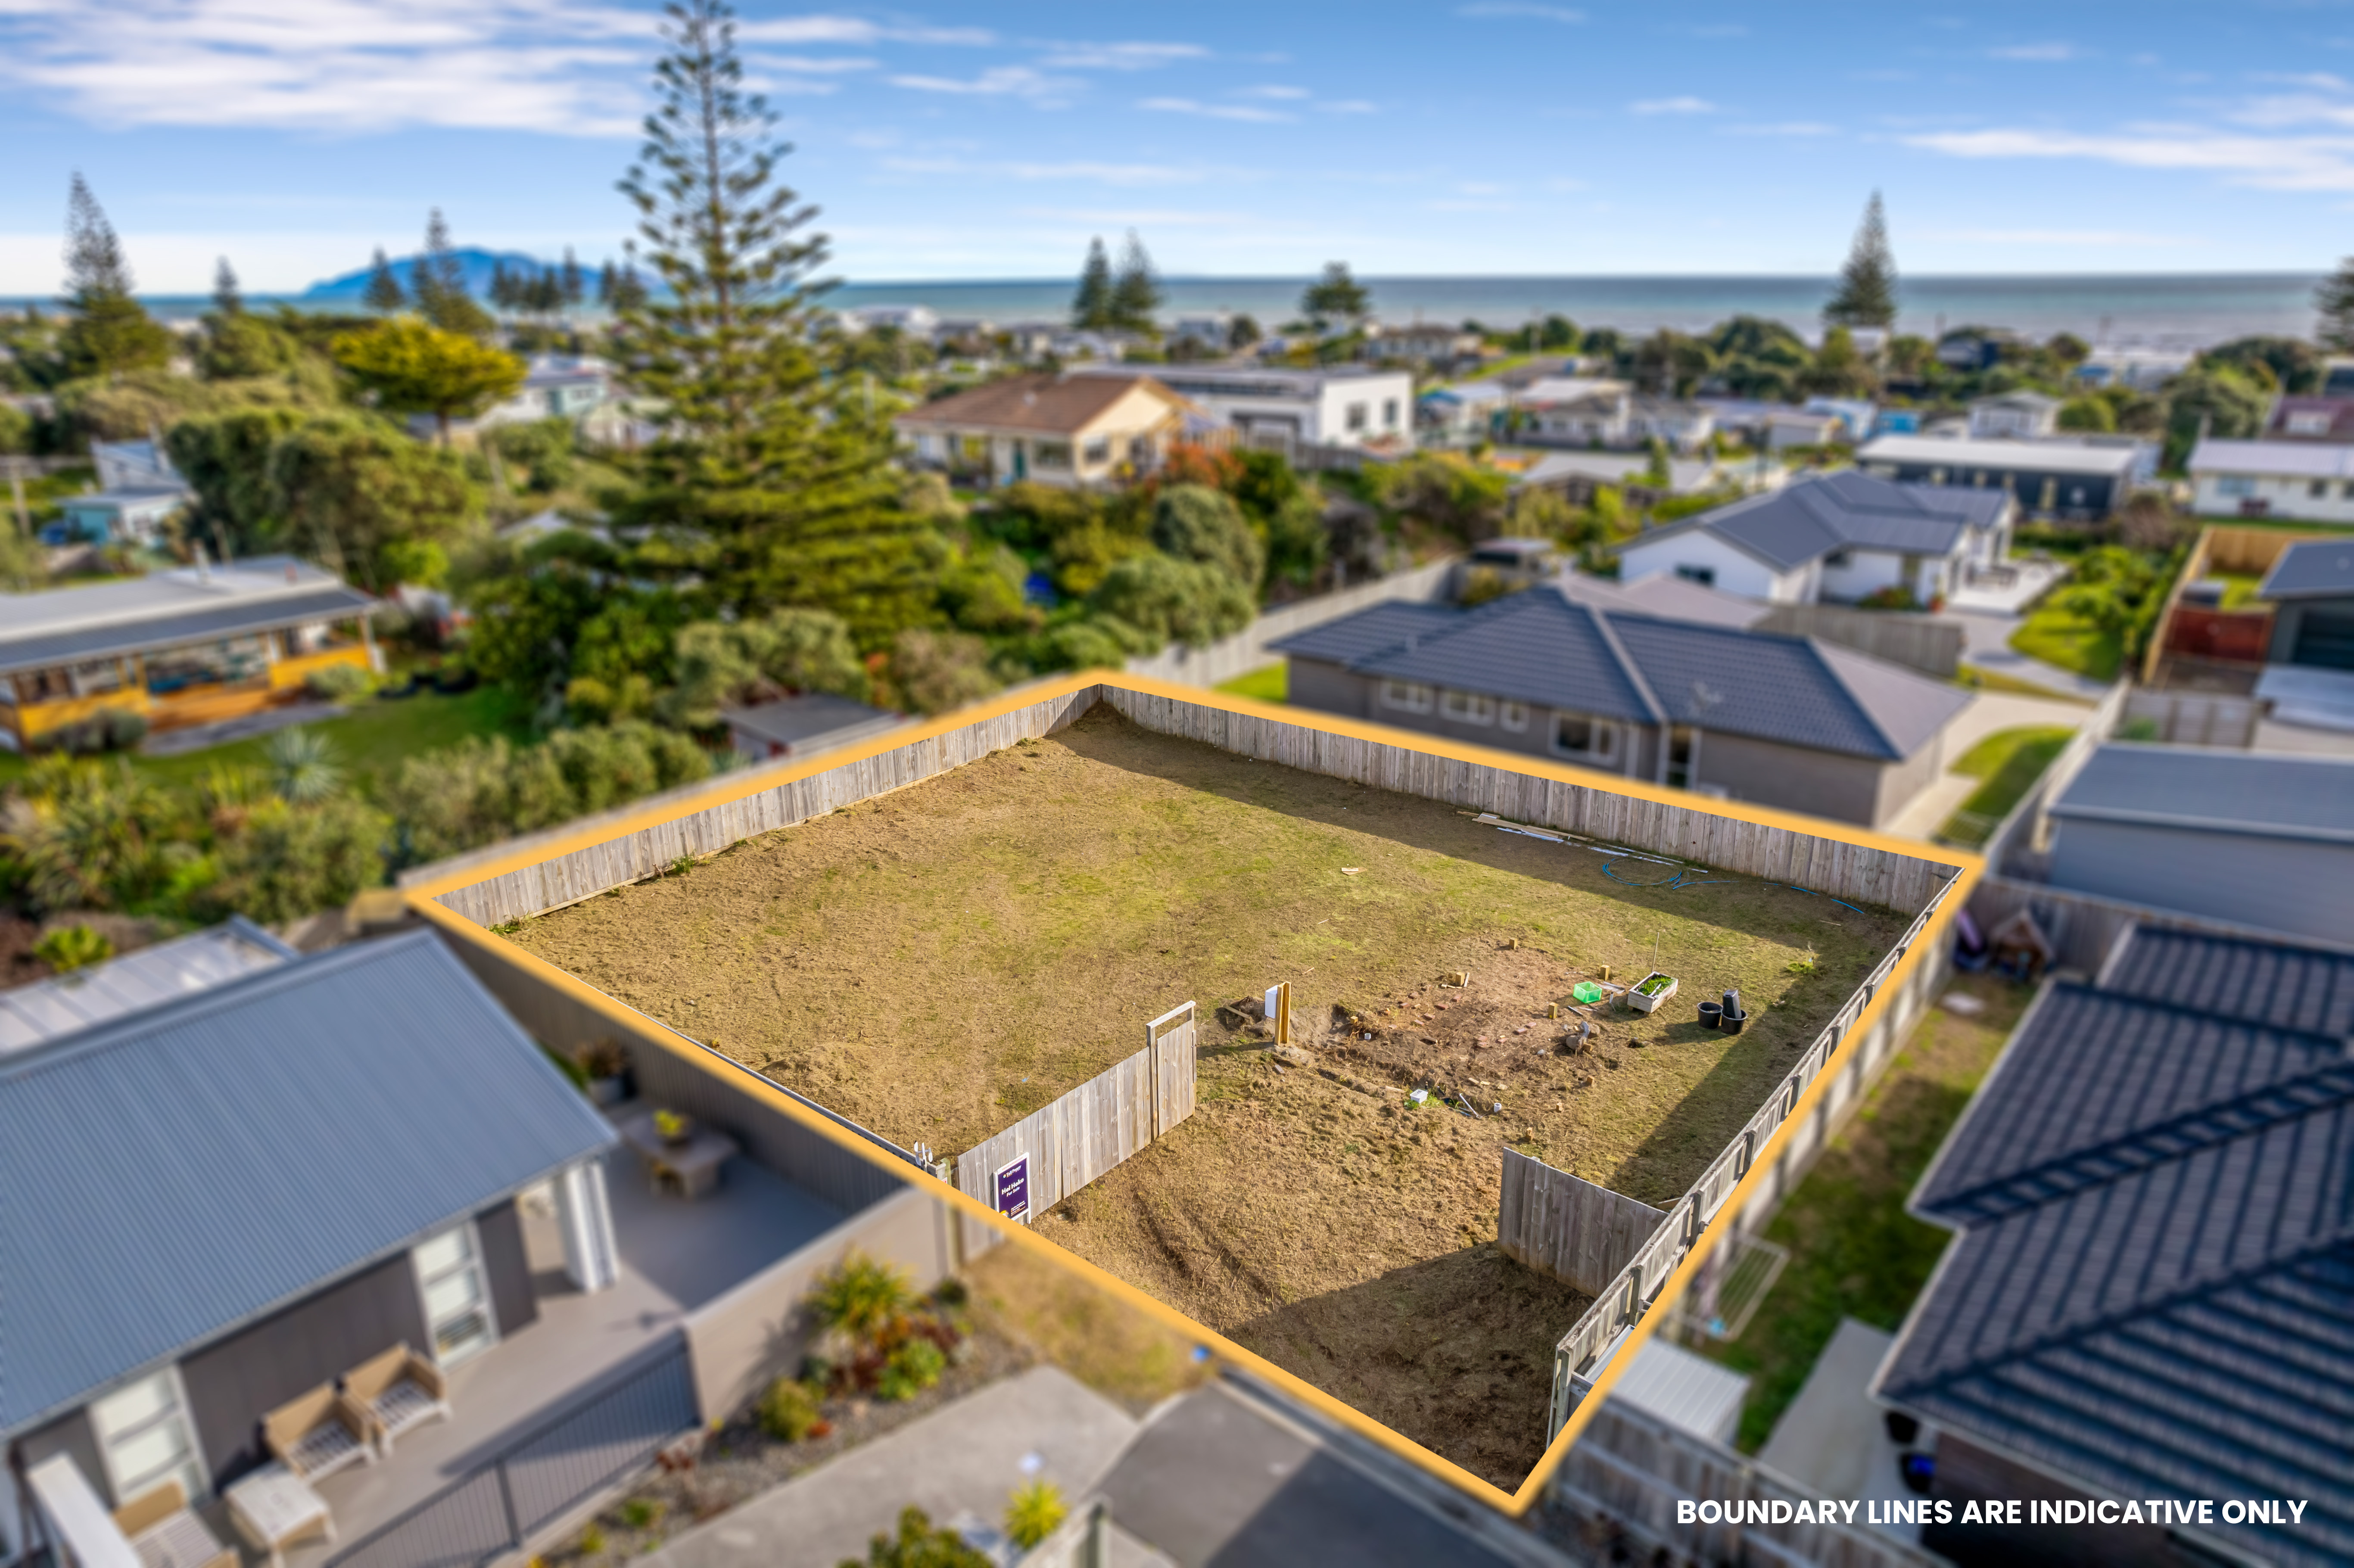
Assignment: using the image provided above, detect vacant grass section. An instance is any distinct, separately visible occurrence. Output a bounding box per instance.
[511,708,1903,1486]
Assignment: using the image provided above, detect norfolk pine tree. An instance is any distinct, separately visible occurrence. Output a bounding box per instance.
[2316,257,2354,352]
[1109,231,1162,333]
[58,174,174,380]
[1071,237,1114,330]
[212,257,244,316]
[363,248,407,314]
[608,0,940,642]
[1301,262,1370,330]
[1824,192,1897,331]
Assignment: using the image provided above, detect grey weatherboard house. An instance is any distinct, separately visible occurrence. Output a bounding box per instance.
[2043,744,2354,948]
[2257,535,2354,670]
[1270,584,1969,828]
[0,930,621,1550]
[1876,924,2354,1568]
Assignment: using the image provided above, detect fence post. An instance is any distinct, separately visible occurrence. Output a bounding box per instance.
[495,1460,523,1552]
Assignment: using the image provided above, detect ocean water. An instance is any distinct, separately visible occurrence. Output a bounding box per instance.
[19,271,2321,348]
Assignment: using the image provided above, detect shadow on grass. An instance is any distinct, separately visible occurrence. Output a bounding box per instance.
[1227,1242,1593,1493]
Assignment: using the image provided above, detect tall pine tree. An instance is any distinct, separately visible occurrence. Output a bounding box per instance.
[609,0,939,641]
[2316,257,2354,351]
[1108,230,1162,333]
[363,247,407,314]
[212,257,244,316]
[413,210,492,336]
[58,174,173,380]
[1071,237,1113,330]
[1824,191,1897,331]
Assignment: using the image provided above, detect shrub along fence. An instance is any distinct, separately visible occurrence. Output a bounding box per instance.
[1497,1151,1666,1298]
[952,1002,1198,1260]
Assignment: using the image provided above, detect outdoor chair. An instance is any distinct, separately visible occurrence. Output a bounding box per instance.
[111,1479,236,1568]
[262,1384,374,1483]
[341,1344,451,1455]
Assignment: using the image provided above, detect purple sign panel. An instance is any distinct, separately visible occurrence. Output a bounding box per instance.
[994,1154,1031,1222]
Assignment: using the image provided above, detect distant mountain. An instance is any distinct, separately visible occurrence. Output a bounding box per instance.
[297,248,580,303]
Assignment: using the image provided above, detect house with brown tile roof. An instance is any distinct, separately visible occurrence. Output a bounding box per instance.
[894,371,1198,488]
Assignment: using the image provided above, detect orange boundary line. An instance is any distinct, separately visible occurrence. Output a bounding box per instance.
[401,669,1982,1515]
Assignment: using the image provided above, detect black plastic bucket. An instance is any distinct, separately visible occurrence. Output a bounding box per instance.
[1697,1002,1723,1029]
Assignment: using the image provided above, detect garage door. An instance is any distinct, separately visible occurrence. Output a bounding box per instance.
[2293,609,2354,670]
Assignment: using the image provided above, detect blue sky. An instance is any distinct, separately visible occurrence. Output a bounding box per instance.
[2,0,2350,293]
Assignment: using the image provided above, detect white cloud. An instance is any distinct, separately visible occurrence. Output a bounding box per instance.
[1236,84,1311,100]
[1727,121,1838,137]
[1316,99,1376,114]
[1922,228,2195,247]
[1457,2,1584,21]
[1906,123,2354,192]
[1630,96,1716,115]
[1989,42,2082,62]
[746,54,878,74]
[1138,96,1290,122]
[0,0,656,134]
[889,65,1075,103]
[1038,41,1208,70]
[738,16,993,47]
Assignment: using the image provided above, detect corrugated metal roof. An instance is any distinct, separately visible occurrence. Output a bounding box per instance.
[1271,586,1968,759]
[1607,1337,1749,1444]
[723,693,904,751]
[2104,925,2354,1036]
[2189,437,2354,480]
[1858,433,2146,477]
[0,586,375,674]
[1879,930,2354,1568]
[0,930,617,1436]
[2258,536,2354,600]
[0,918,296,1056]
[2050,744,2354,843]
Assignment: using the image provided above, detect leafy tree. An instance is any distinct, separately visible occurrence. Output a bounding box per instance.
[201,796,391,923]
[609,0,943,645]
[1071,237,1114,330]
[888,628,998,715]
[380,722,707,863]
[2056,395,2117,433]
[1228,313,1261,351]
[212,257,243,317]
[2316,256,2354,352]
[938,543,1038,634]
[1151,483,1263,588]
[1630,330,1713,396]
[363,248,407,314]
[1800,326,1875,398]
[266,413,480,590]
[167,406,308,556]
[1301,261,1370,330]
[57,174,174,380]
[1089,551,1254,648]
[330,317,526,442]
[1538,314,1579,350]
[1824,190,1897,330]
[560,246,585,311]
[2203,336,2320,396]
[663,606,871,725]
[1108,230,1162,333]
[2161,364,2271,470]
[1378,452,1512,544]
[197,311,303,380]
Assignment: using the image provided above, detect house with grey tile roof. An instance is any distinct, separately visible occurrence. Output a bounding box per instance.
[1615,470,2013,608]
[1270,582,1969,828]
[1874,923,2354,1568]
[2043,745,2354,946]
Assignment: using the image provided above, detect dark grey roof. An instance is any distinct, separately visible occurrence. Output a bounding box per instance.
[1274,586,1966,760]
[1266,600,1461,666]
[0,585,375,674]
[721,693,903,751]
[2258,536,2354,600]
[1558,569,1769,630]
[1634,470,2008,572]
[2105,925,2354,1036]
[2049,745,2354,844]
[1880,936,2354,1568]
[0,930,617,1436]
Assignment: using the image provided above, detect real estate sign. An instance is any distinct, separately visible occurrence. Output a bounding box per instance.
[993,1153,1030,1223]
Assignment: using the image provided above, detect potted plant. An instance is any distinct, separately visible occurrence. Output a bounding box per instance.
[581,1039,631,1105]
[653,1108,695,1147]
[1626,972,1678,1014]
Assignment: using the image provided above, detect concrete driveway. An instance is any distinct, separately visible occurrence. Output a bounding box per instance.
[644,1367,1139,1568]
[1948,609,2114,701]
[1879,690,2099,843]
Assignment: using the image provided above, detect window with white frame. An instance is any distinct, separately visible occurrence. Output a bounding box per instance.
[90,1369,206,1506]
[1345,402,1369,432]
[1553,712,1618,761]
[1441,690,1495,725]
[415,1223,497,1364]
[1082,436,1112,466]
[1500,700,1528,731]
[1379,679,1433,713]
[1382,399,1400,428]
[2215,476,2255,498]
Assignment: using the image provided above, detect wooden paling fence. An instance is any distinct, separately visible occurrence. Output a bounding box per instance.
[1497,1150,1666,1297]
[953,1002,1198,1259]
[1097,687,1959,917]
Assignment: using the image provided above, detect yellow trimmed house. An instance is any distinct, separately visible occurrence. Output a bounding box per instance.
[0,557,380,752]
[894,371,1206,488]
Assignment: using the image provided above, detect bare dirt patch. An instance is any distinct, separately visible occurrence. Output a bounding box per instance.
[511,707,1903,1486]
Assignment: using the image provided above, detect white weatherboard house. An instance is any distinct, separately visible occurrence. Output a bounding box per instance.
[2188,439,2354,524]
[1615,471,2012,607]
[1068,363,1415,452]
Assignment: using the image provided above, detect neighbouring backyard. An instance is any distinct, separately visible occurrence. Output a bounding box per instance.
[1696,972,2028,1452]
[2007,599,2121,682]
[1936,725,2077,846]
[511,708,1909,1487]
[1214,663,1288,703]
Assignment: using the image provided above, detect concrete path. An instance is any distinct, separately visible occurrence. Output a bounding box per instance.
[1757,1318,1927,1546]
[140,700,343,756]
[1881,690,2098,844]
[645,1367,1139,1568]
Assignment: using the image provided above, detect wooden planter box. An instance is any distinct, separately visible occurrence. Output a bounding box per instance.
[1626,973,1678,1014]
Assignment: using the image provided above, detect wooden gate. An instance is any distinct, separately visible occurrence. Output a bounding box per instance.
[1147,1000,1197,1136]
